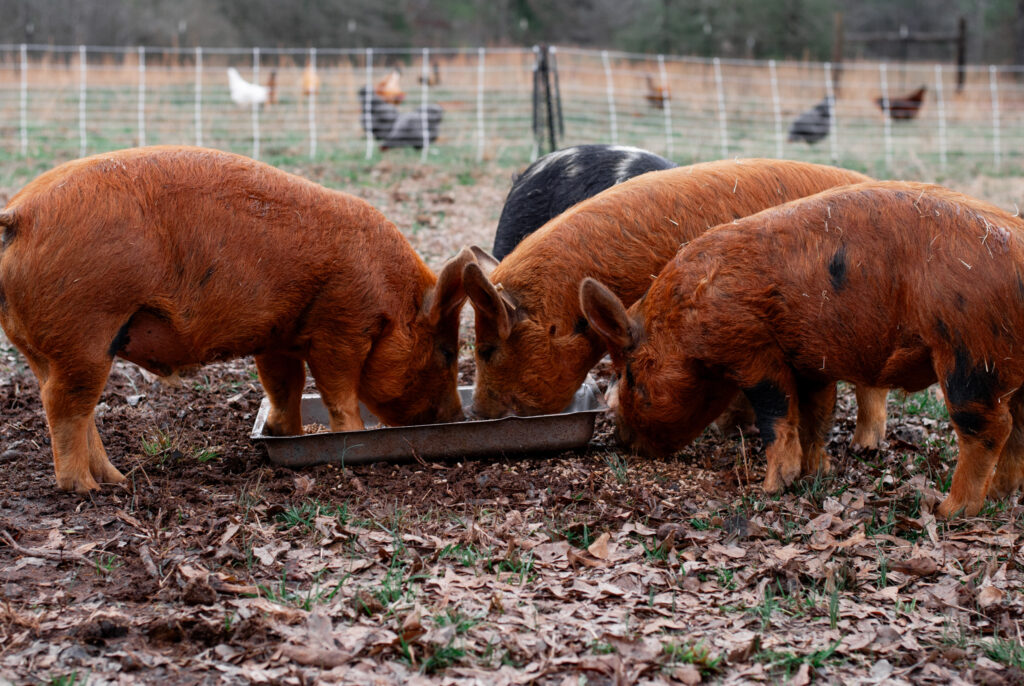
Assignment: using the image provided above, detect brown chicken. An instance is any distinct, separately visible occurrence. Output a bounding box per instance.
[375,69,405,105]
[876,86,926,120]
[645,74,670,109]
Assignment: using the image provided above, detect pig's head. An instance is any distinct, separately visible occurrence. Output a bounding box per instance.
[362,248,474,426]
[579,277,737,456]
[462,248,595,418]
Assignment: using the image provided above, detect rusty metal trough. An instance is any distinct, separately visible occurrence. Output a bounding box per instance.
[251,378,607,467]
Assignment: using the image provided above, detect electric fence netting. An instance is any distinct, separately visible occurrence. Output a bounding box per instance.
[0,43,1021,175]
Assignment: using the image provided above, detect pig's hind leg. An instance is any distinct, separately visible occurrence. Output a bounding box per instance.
[851,386,889,450]
[935,350,1011,518]
[988,390,1024,502]
[797,380,836,476]
[38,357,122,493]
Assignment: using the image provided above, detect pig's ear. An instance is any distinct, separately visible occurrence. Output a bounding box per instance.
[423,247,474,327]
[579,278,633,354]
[468,245,500,278]
[463,261,513,340]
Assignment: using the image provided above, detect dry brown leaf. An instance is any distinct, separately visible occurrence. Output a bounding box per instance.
[772,544,802,562]
[567,547,607,569]
[892,556,939,577]
[587,532,611,560]
[709,543,747,559]
[280,645,349,668]
[672,664,702,684]
[977,585,1005,609]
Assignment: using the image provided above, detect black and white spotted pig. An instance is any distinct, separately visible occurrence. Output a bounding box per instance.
[491,145,675,260]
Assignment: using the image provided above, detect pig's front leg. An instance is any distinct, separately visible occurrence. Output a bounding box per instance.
[742,375,802,494]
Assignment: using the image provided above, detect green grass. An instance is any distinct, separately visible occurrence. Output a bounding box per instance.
[275,498,350,533]
[754,640,843,678]
[257,568,350,610]
[487,550,536,585]
[980,637,1024,669]
[140,429,175,459]
[47,673,84,686]
[439,543,488,568]
[663,640,723,674]
[894,389,949,421]
[603,451,630,484]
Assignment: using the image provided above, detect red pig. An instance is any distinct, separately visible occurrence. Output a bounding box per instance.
[581,181,1024,518]
[0,146,471,494]
[463,158,890,449]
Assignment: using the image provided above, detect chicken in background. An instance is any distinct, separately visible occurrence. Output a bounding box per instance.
[788,95,832,144]
[418,61,441,87]
[266,71,278,105]
[302,65,321,96]
[876,86,926,120]
[375,69,405,105]
[645,74,670,109]
[381,105,444,150]
[227,67,272,106]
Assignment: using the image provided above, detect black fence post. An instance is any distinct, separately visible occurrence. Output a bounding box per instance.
[532,45,559,154]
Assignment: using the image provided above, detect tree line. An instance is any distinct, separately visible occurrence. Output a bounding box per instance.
[1,0,1021,65]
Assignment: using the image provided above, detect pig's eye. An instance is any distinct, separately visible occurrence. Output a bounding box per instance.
[477,344,497,362]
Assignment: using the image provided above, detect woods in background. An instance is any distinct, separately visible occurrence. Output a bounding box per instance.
[0,0,1022,65]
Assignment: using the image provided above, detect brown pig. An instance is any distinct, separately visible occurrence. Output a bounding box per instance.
[580,181,1024,518]
[0,146,471,493]
[463,158,889,449]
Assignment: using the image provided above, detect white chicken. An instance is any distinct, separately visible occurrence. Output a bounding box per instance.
[227,67,270,106]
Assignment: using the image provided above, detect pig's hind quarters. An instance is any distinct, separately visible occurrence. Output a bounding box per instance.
[935,347,1014,518]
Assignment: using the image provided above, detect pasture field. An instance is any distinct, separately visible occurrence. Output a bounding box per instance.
[0,154,1023,685]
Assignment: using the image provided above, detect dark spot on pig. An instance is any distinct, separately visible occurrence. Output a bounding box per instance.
[549,325,557,337]
[108,319,132,357]
[0,283,6,312]
[935,319,950,342]
[1017,275,1024,301]
[743,379,788,445]
[199,265,216,287]
[945,347,999,410]
[954,292,967,312]
[950,410,986,437]
[573,316,589,335]
[828,245,847,292]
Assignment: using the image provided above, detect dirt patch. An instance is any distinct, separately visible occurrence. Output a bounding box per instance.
[1,162,1023,684]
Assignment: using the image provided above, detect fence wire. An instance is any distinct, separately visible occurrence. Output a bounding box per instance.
[0,43,1021,176]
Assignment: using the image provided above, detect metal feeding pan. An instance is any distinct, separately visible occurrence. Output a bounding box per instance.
[251,378,607,467]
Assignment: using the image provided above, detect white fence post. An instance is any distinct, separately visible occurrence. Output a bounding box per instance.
[78,45,87,158]
[934,64,947,171]
[476,47,485,163]
[713,57,728,158]
[364,48,374,160]
[657,54,673,159]
[251,47,261,159]
[308,47,317,159]
[138,46,146,147]
[19,43,27,156]
[420,47,430,162]
[768,58,783,159]
[989,65,1001,171]
[824,62,838,164]
[195,46,203,147]
[601,50,618,145]
[879,63,892,171]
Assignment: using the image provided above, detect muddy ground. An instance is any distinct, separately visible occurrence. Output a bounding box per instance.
[1,161,1023,685]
